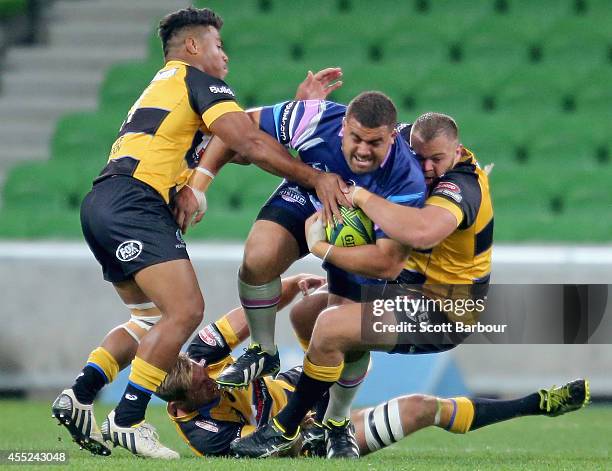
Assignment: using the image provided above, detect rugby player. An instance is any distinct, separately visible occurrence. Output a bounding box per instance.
[51,7,348,459]
[159,305,590,458]
[180,92,426,394]
[230,113,506,458]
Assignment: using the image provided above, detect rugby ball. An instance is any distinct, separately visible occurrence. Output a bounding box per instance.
[326,207,375,247]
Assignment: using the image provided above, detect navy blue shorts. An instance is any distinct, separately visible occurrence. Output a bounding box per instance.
[80,175,189,283]
[257,181,385,300]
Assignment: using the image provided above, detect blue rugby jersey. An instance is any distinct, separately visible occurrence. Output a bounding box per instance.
[258,99,426,239]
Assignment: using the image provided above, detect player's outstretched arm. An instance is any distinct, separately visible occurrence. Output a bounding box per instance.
[210,111,351,224]
[351,187,458,249]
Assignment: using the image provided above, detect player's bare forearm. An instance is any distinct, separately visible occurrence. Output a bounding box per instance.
[355,190,456,249]
[312,241,406,280]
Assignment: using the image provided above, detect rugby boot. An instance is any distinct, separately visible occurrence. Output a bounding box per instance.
[300,420,326,457]
[230,418,299,458]
[216,343,280,389]
[51,388,111,456]
[324,418,360,459]
[101,410,179,459]
[539,378,590,417]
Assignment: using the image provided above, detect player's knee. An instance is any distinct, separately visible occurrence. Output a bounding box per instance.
[240,247,281,284]
[310,308,344,353]
[173,297,204,332]
[401,394,436,427]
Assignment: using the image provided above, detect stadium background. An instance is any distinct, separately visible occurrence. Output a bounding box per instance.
[0,0,610,467]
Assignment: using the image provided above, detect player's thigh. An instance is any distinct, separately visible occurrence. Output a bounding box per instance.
[311,303,398,353]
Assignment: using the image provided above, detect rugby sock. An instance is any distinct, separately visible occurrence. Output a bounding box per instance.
[324,352,371,423]
[275,356,344,436]
[238,276,282,354]
[114,356,167,427]
[437,393,541,433]
[469,393,541,430]
[72,347,119,404]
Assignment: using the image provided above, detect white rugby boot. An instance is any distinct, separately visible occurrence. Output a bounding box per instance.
[101,410,179,459]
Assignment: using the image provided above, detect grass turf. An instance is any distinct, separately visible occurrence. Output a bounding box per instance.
[0,400,609,470]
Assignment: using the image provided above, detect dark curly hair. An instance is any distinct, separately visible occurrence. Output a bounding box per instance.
[158,7,223,57]
[346,91,397,129]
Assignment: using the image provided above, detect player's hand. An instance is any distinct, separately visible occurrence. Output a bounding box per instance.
[313,172,351,225]
[295,67,343,101]
[346,184,367,207]
[305,212,327,252]
[295,274,326,296]
[172,185,207,234]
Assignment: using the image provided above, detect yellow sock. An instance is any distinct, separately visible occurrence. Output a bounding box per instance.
[87,347,119,383]
[215,317,241,349]
[447,397,475,433]
[303,355,344,383]
[128,356,168,393]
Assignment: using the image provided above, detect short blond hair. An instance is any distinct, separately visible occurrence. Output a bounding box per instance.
[156,353,193,402]
[412,112,458,142]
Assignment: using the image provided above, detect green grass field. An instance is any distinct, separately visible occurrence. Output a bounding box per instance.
[0,400,609,470]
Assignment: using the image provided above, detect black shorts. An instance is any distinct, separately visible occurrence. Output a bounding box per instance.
[256,181,319,258]
[382,281,487,355]
[80,175,189,283]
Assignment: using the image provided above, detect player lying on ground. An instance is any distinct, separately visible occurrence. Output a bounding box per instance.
[158,289,591,458]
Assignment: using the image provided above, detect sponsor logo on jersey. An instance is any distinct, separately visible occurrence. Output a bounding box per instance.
[125,394,138,401]
[279,101,297,144]
[435,182,461,193]
[195,420,219,433]
[116,240,143,262]
[199,325,223,347]
[209,85,235,96]
[436,188,463,203]
[279,186,306,205]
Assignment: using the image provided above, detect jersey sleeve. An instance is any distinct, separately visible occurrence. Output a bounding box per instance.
[185,67,243,128]
[186,324,231,364]
[177,417,243,457]
[259,99,337,151]
[427,171,481,229]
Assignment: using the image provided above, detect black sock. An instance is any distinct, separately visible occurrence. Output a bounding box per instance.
[314,391,330,423]
[113,382,152,427]
[275,373,334,436]
[71,365,107,404]
[471,393,541,430]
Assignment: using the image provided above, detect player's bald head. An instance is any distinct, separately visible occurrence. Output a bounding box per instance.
[158,7,223,57]
[411,112,459,145]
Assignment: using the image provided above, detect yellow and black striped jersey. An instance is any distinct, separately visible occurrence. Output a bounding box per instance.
[96,60,243,203]
[403,148,493,285]
[167,332,297,457]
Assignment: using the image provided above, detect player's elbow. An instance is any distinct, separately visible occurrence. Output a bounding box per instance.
[375,258,405,281]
